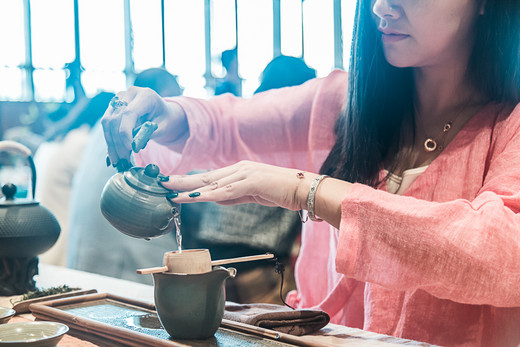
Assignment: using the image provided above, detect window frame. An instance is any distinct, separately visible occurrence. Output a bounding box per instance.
[5,0,350,101]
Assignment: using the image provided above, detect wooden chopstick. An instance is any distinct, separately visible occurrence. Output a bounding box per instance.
[210,253,274,266]
[220,319,280,340]
[136,266,168,275]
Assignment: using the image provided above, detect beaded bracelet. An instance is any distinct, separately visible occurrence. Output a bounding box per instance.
[307,174,328,222]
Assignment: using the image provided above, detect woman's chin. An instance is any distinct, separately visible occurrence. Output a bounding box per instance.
[383,52,415,69]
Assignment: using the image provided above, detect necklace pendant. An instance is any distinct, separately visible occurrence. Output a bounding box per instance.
[424,138,437,152]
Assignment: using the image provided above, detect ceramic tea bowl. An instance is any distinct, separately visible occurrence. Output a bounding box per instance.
[0,321,68,346]
[0,307,15,324]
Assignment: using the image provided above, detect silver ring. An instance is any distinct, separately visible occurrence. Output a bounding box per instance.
[110,96,128,109]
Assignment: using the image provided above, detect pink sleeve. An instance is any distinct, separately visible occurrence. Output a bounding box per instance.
[135,70,347,174]
[336,105,520,307]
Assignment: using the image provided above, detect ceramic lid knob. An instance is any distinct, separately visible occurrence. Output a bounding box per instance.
[1,183,16,200]
[144,164,160,178]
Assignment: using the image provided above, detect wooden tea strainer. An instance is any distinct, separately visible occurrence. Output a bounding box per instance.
[136,252,274,275]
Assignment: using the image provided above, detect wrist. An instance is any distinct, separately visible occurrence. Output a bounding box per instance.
[294,172,350,227]
[314,177,352,228]
[295,171,318,211]
[294,171,329,222]
[307,175,328,222]
[162,102,190,150]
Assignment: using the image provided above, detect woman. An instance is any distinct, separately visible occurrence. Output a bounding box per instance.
[102,0,520,345]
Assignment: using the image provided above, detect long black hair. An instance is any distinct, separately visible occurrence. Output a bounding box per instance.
[320,0,520,186]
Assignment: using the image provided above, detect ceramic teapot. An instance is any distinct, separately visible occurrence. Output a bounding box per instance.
[100,162,180,240]
[153,266,237,339]
[0,141,61,258]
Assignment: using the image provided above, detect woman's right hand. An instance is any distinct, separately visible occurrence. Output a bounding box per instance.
[102,86,188,167]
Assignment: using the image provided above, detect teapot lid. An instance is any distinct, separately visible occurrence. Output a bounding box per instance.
[123,164,171,194]
[0,183,38,207]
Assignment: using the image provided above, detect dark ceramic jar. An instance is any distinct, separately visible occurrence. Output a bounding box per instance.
[153,267,236,339]
[0,141,60,258]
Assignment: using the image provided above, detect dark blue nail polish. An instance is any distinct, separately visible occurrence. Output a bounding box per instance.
[167,192,178,199]
[159,175,170,182]
[116,159,131,172]
[189,192,201,198]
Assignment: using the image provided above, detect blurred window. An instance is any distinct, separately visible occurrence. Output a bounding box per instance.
[0,0,26,100]
[210,0,236,80]
[79,0,126,95]
[342,0,356,68]
[33,69,68,102]
[302,0,334,76]
[131,0,163,72]
[31,0,75,102]
[237,0,273,96]
[1,0,356,101]
[164,0,207,98]
[0,68,25,101]
[280,0,302,58]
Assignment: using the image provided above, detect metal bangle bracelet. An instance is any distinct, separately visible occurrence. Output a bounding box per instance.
[307,174,328,222]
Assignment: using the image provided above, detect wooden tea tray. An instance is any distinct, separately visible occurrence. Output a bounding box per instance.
[11,289,98,314]
[29,292,311,347]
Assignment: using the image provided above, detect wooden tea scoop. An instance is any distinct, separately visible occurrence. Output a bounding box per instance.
[136,253,275,275]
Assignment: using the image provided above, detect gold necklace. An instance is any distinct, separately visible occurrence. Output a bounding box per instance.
[424,121,453,152]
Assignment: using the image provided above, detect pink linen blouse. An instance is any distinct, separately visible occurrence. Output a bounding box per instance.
[136,70,520,347]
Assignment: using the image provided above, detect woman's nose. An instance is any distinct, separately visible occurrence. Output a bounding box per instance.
[372,0,400,25]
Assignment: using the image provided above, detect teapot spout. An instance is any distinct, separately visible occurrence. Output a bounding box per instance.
[223,267,237,279]
[152,203,179,231]
[206,266,237,283]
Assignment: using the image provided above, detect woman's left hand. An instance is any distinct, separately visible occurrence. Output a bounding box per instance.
[162,160,317,211]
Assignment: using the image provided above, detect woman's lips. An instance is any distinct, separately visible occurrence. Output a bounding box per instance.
[381,33,410,43]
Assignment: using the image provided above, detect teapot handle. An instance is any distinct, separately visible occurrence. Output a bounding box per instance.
[0,141,37,200]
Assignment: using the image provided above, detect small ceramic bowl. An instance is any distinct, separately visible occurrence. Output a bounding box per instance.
[0,321,69,346]
[0,308,15,324]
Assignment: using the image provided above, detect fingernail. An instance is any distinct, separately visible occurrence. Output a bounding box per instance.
[166,192,178,199]
[159,175,170,182]
[106,156,111,167]
[116,159,131,172]
[189,192,201,198]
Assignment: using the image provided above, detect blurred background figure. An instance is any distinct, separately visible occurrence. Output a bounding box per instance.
[181,55,316,304]
[0,58,88,157]
[35,91,115,266]
[255,55,316,94]
[67,68,183,284]
[64,60,86,105]
[133,67,183,97]
[214,47,242,96]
